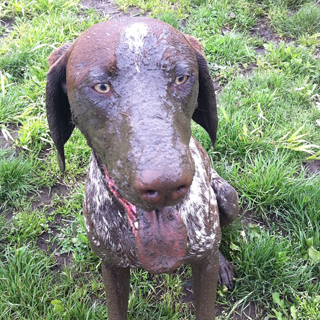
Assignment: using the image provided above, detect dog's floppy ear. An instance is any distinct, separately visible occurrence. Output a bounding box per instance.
[184,35,218,148]
[46,44,74,172]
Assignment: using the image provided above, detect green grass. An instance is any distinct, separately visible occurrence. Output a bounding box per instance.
[115,0,191,19]
[0,0,79,20]
[10,208,49,246]
[229,228,318,309]
[0,0,319,318]
[128,268,192,319]
[0,154,38,208]
[0,245,108,319]
[259,41,320,85]
[272,2,320,38]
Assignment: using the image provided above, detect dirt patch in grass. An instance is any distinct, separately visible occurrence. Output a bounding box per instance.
[250,16,283,48]
[241,208,266,227]
[0,18,14,40]
[303,160,320,176]
[32,182,70,211]
[250,16,293,55]
[33,183,73,267]
[0,124,19,152]
[81,0,121,18]
[37,226,73,268]
[239,62,258,76]
[80,0,146,18]
[216,301,267,319]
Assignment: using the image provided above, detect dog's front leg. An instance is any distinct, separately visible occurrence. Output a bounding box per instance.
[192,250,219,319]
[101,262,130,320]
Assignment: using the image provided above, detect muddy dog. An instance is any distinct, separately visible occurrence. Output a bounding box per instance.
[46,18,239,319]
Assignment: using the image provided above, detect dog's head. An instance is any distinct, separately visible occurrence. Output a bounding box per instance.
[46,18,217,212]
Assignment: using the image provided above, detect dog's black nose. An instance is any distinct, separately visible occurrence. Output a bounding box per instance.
[135,170,193,209]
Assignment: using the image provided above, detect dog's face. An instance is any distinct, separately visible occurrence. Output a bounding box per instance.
[67,19,198,209]
[46,18,217,212]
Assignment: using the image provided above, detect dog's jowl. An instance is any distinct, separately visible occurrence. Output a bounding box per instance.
[46,17,239,320]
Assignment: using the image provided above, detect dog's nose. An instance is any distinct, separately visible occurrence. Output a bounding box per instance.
[135,171,193,209]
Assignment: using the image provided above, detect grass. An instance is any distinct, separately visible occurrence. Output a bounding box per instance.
[0,0,319,319]
[272,2,320,38]
[115,0,191,19]
[0,154,38,208]
[0,245,108,319]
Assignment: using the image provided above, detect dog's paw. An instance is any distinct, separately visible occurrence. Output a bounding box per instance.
[218,251,235,290]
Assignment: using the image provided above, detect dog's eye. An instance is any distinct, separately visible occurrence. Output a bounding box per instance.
[175,75,189,86]
[93,83,111,94]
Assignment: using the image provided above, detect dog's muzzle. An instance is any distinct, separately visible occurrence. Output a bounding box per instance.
[104,165,187,274]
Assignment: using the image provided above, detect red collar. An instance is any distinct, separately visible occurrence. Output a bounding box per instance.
[103,165,138,234]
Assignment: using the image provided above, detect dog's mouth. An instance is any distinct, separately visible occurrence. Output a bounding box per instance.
[104,165,187,274]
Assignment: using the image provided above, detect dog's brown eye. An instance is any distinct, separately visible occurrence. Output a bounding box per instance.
[93,83,111,94]
[175,75,189,86]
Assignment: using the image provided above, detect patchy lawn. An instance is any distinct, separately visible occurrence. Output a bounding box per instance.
[0,0,319,319]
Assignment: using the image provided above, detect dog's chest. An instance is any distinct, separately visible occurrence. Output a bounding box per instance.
[83,138,220,268]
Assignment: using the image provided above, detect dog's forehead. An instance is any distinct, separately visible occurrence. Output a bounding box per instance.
[77,18,188,49]
[121,21,149,53]
[68,18,194,74]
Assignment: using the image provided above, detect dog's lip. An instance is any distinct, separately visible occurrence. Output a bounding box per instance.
[103,165,182,237]
[135,206,187,274]
[103,165,139,234]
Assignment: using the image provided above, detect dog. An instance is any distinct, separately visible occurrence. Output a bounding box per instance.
[46,17,239,319]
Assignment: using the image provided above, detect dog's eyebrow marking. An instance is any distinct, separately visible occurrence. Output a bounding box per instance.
[124,22,149,73]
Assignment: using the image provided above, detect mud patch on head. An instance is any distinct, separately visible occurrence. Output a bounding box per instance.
[124,22,149,53]
[123,22,149,73]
